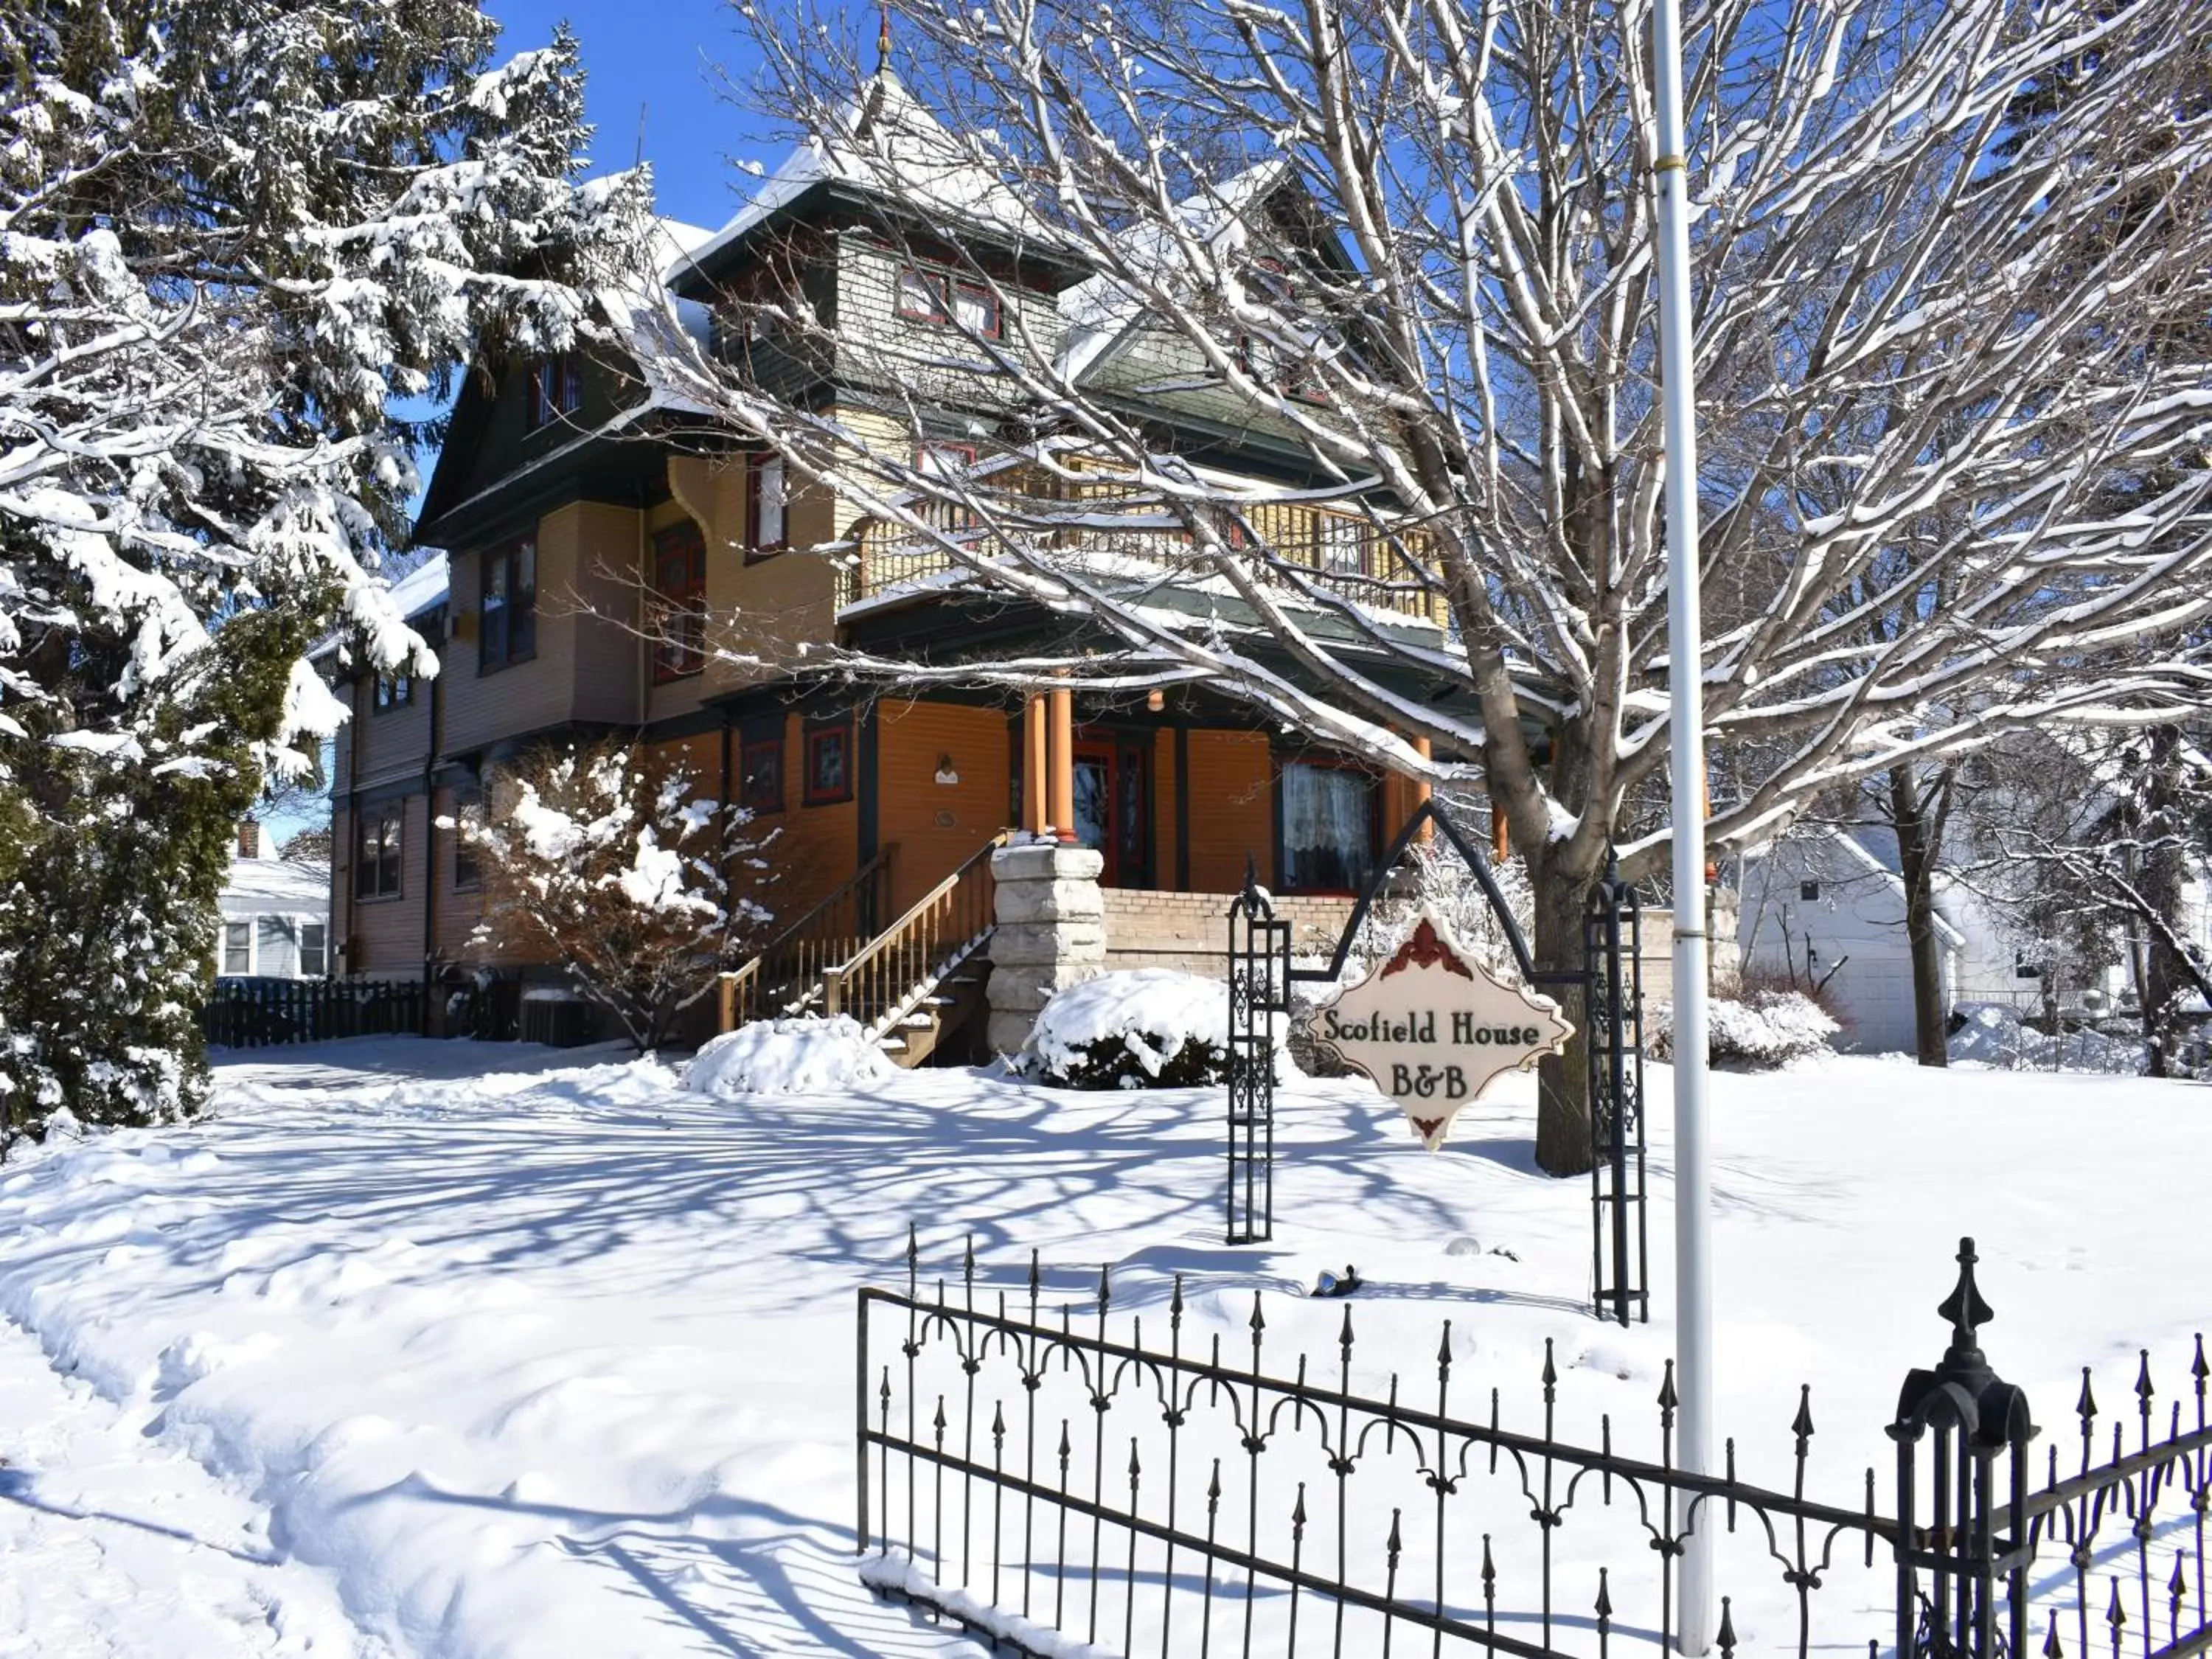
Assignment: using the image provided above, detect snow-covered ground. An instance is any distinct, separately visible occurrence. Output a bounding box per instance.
[0,1040,2202,1657]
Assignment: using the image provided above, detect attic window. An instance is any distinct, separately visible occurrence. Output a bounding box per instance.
[897,268,946,322]
[951,282,1001,338]
[1318,515,1368,578]
[1799,880,1820,902]
[526,354,582,428]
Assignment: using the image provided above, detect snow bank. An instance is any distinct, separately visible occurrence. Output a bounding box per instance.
[1949,1004,2147,1075]
[1647,990,1838,1069]
[1013,969,1271,1088]
[685,1015,894,1096]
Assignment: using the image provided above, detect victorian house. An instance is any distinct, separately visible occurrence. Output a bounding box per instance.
[327,74,1491,1052]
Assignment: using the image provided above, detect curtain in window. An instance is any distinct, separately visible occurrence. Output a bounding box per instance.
[1281,762,1377,892]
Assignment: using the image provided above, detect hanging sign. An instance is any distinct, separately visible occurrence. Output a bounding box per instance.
[1310,908,1573,1150]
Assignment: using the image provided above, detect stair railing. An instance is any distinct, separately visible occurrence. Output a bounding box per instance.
[823,832,1009,1035]
[716,846,896,1030]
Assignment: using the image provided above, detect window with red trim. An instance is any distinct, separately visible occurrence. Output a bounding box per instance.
[1278,759,1380,894]
[745,452,787,559]
[951,282,1001,338]
[650,523,707,682]
[896,267,947,321]
[803,718,853,806]
[742,739,783,815]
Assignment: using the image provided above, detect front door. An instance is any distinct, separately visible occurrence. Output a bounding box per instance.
[1071,737,1152,887]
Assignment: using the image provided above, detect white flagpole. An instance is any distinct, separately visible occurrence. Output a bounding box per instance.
[1649,0,1716,1652]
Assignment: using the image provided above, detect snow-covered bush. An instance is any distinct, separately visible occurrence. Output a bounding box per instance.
[1646,991,1838,1070]
[686,1018,895,1096]
[1948,1005,2148,1075]
[1012,970,1275,1090]
[451,742,779,1051]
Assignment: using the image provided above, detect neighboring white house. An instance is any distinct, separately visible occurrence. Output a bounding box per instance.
[1737,830,1970,1054]
[217,821,333,980]
[1741,824,2212,1054]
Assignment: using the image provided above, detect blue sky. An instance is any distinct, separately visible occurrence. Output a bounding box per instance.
[487,0,776,235]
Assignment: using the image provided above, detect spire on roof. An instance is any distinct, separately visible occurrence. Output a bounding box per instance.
[877,6,893,76]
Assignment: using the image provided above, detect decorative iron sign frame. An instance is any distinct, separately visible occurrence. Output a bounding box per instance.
[1222,799,1648,1324]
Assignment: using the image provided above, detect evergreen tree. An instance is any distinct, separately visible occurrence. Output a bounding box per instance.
[0,3,647,1147]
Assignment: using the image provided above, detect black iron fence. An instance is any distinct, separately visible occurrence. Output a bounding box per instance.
[857,1233,2208,1659]
[202,976,424,1048]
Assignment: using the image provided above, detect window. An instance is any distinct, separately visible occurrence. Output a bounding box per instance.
[299,922,329,978]
[745,452,787,557]
[526,353,583,429]
[897,267,947,321]
[2015,951,2043,980]
[917,442,978,477]
[222,921,252,976]
[479,538,537,670]
[803,718,853,806]
[355,808,403,900]
[1318,515,1368,578]
[951,282,1001,338]
[451,797,483,892]
[373,672,413,712]
[1799,880,1820,902]
[651,522,707,682]
[742,739,784,815]
[1279,760,1378,894]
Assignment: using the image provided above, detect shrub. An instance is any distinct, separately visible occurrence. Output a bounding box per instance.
[1646,990,1838,1069]
[1012,970,1282,1090]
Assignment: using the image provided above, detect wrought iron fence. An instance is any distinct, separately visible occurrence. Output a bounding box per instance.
[858,1232,2210,1659]
[202,976,424,1048]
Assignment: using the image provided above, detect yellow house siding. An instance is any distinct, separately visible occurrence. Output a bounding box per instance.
[1183,730,1273,893]
[875,699,1011,914]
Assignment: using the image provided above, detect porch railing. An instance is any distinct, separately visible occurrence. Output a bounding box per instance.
[824,832,1009,1035]
[840,515,1449,627]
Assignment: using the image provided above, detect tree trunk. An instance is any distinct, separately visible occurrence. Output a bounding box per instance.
[1532,868,1595,1178]
[1888,766,1950,1067]
[2138,728,2188,1079]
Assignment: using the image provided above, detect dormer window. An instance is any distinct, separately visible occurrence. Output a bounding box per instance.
[897,268,947,322]
[746,452,787,560]
[526,353,582,429]
[951,282,1001,338]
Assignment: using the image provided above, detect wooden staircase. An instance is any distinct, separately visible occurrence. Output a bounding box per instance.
[717,832,1008,1066]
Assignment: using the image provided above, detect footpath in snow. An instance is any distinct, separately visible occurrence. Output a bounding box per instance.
[0,1038,2203,1656]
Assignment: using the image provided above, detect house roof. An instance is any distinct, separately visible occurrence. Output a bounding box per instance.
[220,855,330,911]
[675,72,1078,297]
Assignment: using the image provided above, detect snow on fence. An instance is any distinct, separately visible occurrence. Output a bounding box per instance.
[857,1234,2210,1659]
[201,977,424,1048]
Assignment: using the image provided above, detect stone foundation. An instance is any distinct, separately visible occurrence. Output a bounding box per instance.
[1098,888,1358,978]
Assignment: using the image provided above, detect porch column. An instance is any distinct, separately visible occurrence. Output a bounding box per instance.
[1023,694,1048,835]
[1048,684,1076,844]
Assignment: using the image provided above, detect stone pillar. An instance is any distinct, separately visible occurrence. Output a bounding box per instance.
[987,842,1105,1054]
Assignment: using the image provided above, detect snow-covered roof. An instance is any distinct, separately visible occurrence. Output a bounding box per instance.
[220,855,330,912]
[686,72,1041,273]
[382,552,450,622]
[1058,161,1293,383]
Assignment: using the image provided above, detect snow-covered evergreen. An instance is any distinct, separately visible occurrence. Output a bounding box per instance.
[0,3,647,1142]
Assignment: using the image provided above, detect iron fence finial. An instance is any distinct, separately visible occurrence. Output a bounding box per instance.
[1938,1236,1996,1366]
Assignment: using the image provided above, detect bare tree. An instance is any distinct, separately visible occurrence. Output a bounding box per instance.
[451,742,779,1051]
[630,0,2212,1170]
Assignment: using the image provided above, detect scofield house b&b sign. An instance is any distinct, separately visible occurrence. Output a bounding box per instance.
[1310,909,1573,1150]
